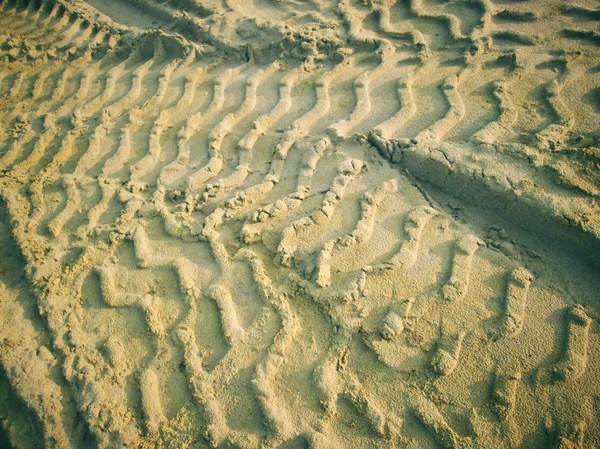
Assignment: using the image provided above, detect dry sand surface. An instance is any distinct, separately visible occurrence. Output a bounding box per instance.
[0,0,599,447]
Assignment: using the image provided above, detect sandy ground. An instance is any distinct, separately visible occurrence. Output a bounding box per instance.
[0,0,599,448]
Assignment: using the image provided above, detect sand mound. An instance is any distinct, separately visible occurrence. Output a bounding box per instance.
[0,0,599,447]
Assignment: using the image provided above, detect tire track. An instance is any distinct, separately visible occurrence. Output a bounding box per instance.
[1,1,600,448]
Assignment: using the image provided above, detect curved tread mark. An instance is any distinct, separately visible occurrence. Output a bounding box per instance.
[314,178,398,288]
[277,158,365,267]
[442,234,483,302]
[551,305,591,383]
[501,267,534,337]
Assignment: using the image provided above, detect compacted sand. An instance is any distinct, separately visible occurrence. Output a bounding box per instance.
[0,0,599,448]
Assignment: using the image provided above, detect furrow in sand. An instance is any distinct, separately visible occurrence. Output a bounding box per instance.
[101,123,132,178]
[46,174,80,237]
[268,58,352,186]
[413,74,466,146]
[72,121,112,179]
[0,2,22,26]
[239,137,329,245]
[52,16,88,50]
[441,234,483,302]
[8,120,60,176]
[367,205,438,274]
[26,126,83,229]
[31,6,75,44]
[490,364,521,422]
[371,73,418,140]
[102,46,159,116]
[33,47,98,117]
[501,267,534,338]
[550,305,592,383]
[93,38,171,190]
[159,65,238,190]
[47,67,93,120]
[6,70,26,101]
[0,122,37,172]
[470,52,530,145]
[560,4,600,20]
[155,62,207,186]
[14,37,99,114]
[198,65,317,229]
[560,28,600,45]
[410,395,460,449]
[206,285,245,346]
[67,20,98,49]
[327,16,397,139]
[373,0,429,56]
[235,249,300,441]
[193,61,281,200]
[314,179,398,288]
[79,45,142,119]
[408,0,468,42]
[312,327,402,439]
[140,53,179,111]
[185,61,278,192]
[429,324,466,377]
[126,58,198,189]
[0,32,97,125]
[173,261,259,448]
[535,54,584,152]
[127,41,183,183]
[176,325,248,448]
[83,177,120,232]
[16,3,70,42]
[277,158,365,267]
[101,59,153,120]
[195,63,311,204]
[6,0,53,33]
[368,69,467,161]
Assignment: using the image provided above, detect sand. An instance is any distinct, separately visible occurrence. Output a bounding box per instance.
[0,0,599,447]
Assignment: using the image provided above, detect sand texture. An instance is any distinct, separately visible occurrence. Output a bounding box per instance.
[0,0,599,447]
